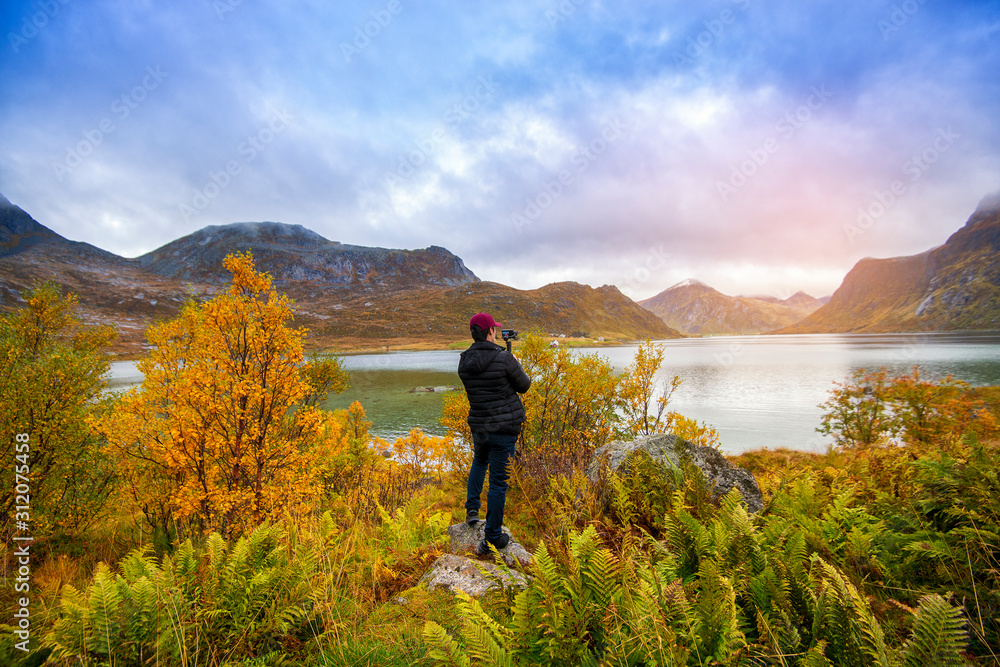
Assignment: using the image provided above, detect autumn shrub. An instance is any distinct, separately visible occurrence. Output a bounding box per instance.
[93,253,351,540]
[380,428,454,481]
[887,368,998,450]
[311,400,415,525]
[442,336,708,485]
[0,283,117,540]
[517,331,619,475]
[819,366,998,451]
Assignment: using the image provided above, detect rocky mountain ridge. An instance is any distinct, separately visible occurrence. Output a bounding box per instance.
[137,221,479,287]
[782,194,1000,333]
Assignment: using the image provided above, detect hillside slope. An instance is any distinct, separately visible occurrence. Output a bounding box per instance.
[291,280,681,347]
[783,196,1000,333]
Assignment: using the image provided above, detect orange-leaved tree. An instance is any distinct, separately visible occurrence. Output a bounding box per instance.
[517,331,620,460]
[883,366,997,449]
[94,252,348,539]
[817,368,893,449]
[615,338,682,438]
[818,366,998,453]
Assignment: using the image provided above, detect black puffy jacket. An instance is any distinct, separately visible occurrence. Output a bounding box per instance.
[458,341,532,435]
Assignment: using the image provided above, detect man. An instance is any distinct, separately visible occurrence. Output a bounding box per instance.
[458,312,531,556]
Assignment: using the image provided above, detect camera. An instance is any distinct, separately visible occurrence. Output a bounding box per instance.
[501,329,518,342]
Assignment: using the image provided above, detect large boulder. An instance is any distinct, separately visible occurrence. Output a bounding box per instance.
[586,433,763,514]
[419,553,529,597]
[447,521,533,568]
[414,522,533,599]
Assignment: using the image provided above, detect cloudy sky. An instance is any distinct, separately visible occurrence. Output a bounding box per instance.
[1,1,998,300]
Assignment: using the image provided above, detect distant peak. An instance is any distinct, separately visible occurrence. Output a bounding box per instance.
[974,190,1000,215]
[669,278,708,290]
[780,290,818,306]
[0,192,11,208]
[199,221,330,242]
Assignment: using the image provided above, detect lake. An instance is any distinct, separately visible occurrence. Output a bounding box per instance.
[107,332,1000,455]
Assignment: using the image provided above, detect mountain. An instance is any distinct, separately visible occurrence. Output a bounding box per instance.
[0,195,676,352]
[138,222,478,287]
[638,279,825,335]
[0,197,225,352]
[1,193,61,255]
[0,194,129,267]
[782,194,1000,333]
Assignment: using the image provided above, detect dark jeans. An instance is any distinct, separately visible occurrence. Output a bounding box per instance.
[465,431,517,544]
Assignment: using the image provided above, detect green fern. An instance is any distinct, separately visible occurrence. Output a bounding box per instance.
[584,547,621,609]
[900,594,969,666]
[720,488,765,576]
[662,492,710,579]
[87,564,122,660]
[810,557,890,667]
[693,558,748,662]
[44,522,324,666]
[801,640,835,666]
[455,592,513,667]
[47,584,90,661]
[424,621,471,667]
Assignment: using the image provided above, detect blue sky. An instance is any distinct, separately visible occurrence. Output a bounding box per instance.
[1,0,998,300]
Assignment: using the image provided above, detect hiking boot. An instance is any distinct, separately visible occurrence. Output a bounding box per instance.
[465,509,479,525]
[477,533,510,557]
[476,538,492,557]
